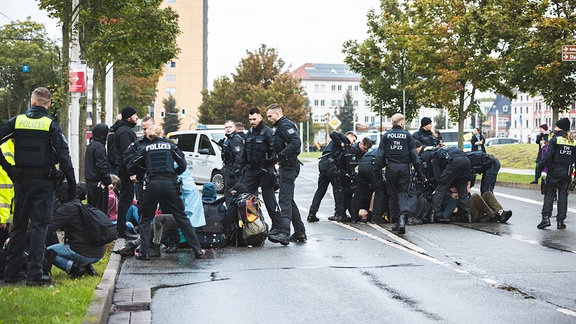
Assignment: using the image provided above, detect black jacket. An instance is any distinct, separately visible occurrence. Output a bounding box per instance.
[110,120,137,168]
[85,123,111,185]
[272,116,301,167]
[48,201,106,258]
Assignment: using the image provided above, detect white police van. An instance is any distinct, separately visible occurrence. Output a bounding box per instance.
[167,128,226,193]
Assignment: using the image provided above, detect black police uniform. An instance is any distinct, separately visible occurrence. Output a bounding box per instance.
[308,132,350,221]
[466,151,500,194]
[431,146,472,222]
[110,119,137,237]
[342,142,366,218]
[241,121,281,236]
[85,123,112,214]
[0,106,76,284]
[413,128,439,147]
[374,125,424,234]
[271,116,305,243]
[537,131,576,229]
[222,131,244,208]
[350,149,387,223]
[129,137,203,258]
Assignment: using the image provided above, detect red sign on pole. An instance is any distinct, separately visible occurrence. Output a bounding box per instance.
[562,45,576,61]
[69,71,86,93]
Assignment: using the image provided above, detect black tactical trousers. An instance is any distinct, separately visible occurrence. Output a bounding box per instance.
[278,164,305,235]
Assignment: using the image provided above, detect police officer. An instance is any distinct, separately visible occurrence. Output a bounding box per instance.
[129,125,204,259]
[0,87,76,286]
[373,113,425,235]
[413,117,440,148]
[343,137,372,217]
[241,108,283,243]
[266,103,306,244]
[222,120,244,208]
[430,145,472,223]
[350,148,380,223]
[307,131,351,223]
[537,118,576,230]
[466,151,500,194]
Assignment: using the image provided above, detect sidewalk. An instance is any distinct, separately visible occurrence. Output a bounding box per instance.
[500,168,534,175]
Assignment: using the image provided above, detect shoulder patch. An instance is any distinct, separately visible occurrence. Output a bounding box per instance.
[287,128,296,135]
[234,146,241,152]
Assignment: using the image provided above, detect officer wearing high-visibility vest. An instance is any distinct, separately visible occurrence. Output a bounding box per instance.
[537,118,576,230]
[0,87,76,286]
[0,139,14,245]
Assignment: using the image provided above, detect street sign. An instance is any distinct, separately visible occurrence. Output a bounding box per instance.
[69,70,86,93]
[562,45,576,61]
[329,116,341,130]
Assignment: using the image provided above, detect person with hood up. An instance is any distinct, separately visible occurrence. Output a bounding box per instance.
[85,123,112,214]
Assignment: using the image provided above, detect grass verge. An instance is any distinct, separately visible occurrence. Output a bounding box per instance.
[0,244,113,323]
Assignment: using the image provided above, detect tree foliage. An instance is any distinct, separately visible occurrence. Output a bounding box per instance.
[337,89,355,132]
[199,44,309,125]
[0,20,60,122]
[162,95,181,134]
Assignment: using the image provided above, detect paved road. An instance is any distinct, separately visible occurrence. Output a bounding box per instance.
[110,161,576,323]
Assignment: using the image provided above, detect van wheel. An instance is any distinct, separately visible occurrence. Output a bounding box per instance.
[211,170,224,193]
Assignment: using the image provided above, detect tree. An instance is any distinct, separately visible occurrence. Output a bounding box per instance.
[337,89,355,132]
[0,20,60,121]
[502,0,576,124]
[343,0,420,122]
[162,95,180,134]
[199,44,309,125]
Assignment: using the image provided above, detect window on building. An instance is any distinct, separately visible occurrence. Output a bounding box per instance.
[314,84,319,92]
[331,85,336,91]
[514,120,517,128]
[166,88,176,95]
[371,116,375,123]
[181,108,186,116]
[365,116,369,123]
[503,105,509,112]
[166,0,176,3]
[314,99,319,106]
[160,110,165,117]
[338,100,342,107]
[320,100,325,107]
[166,61,176,68]
[166,74,176,81]
[348,85,353,91]
[337,85,342,91]
[331,100,336,107]
[514,107,517,114]
[353,100,358,107]
[520,107,522,114]
[320,84,326,92]
[354,85,359,91]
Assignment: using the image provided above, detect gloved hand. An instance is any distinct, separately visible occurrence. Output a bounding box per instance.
[541,171,547,179]
[417,172,427,184]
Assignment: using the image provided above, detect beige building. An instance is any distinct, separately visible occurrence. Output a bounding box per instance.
[153,0,208,130]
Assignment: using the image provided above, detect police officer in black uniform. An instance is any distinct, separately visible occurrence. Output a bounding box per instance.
[266,103,306,244]
[0,87,76,286]
[129,125,204,259]
[537,118,576,230]
[413,117,440,148]
[241,108,282,242]
[307,131,351,223]
[222,120,244,208]
[466,151,500,194]
[431,145,472,223]
[373,113,425,235]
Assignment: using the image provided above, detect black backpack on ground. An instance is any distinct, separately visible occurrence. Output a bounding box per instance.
[196,197,227,248]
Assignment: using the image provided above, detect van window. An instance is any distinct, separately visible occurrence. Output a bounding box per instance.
[199,134,215,155]
[171,134,197,152]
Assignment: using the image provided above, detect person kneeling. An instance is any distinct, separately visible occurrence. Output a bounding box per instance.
[46,181,104,278]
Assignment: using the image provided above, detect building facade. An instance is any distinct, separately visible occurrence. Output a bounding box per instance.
[152,0,208,131]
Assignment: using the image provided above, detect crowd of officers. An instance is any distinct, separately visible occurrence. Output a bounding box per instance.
[307,114,517,235]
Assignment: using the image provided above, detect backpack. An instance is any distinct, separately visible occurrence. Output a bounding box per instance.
[75,201,116,246]
[196,197,227,248]
[233,193,268,246]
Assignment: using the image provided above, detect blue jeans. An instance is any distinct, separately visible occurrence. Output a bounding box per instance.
[47,243,101,273]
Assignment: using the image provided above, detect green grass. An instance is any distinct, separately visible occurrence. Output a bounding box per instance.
[483,173,534,183]
[0,245,112,323]
[486,143,538,169]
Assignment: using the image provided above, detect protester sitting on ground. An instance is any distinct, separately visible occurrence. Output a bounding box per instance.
[46,181,103,278]
[441,186,512,223]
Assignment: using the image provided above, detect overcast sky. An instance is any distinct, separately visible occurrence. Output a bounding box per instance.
[2,0,381,85]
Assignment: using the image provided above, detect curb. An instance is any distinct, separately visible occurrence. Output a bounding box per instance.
[83,238,125,324]
[496,180,540,191]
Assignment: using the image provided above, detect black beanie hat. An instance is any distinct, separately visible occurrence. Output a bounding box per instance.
[556,118,570,132]
[420,117,432,128]
[121,106,137,120]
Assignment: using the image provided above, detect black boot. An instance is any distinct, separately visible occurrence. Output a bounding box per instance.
[149,243,161,257]
[398,214,406,235]
[557,220,566,229]
[307,214,320,222]
[537,216,551,229]
[69,262,86,278]
[165,243,179,254]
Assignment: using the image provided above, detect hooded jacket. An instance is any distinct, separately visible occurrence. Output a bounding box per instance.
[110,119,137,168]
[85,123,112,185]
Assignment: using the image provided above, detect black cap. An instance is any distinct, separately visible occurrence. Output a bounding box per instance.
[420,117,432,127]
[121,106,137,120]
[556,118,570,132]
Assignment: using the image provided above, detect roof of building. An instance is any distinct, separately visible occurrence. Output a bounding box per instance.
[487,94,512,115]
[291,63,361,81]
